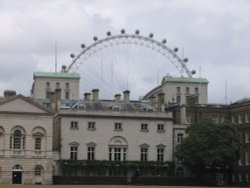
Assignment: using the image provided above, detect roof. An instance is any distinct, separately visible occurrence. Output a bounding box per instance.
[60,99,157,113]
[162,76,209,84]
[233,98,250,105]
[33,72,80,79]
[0,94,53,114]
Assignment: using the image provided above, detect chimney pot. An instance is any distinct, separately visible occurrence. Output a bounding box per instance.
[84,93,91,101]
[114,94,121,102]
[4,90,16,98]
[123,90,130,103]
[92,89,99,101]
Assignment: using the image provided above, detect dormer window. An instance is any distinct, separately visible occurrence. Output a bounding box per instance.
[112,106,121,112]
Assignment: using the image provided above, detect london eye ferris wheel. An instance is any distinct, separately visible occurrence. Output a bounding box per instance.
[65,29,196,100]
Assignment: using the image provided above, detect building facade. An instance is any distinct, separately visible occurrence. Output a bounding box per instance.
[167,101,250,186]
[1,70,249,185]
[32,72,80,107]
[144,76,209,105]
[0,94,53,184]
[53,90,174,177]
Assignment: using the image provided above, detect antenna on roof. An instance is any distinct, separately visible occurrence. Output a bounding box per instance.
[55,42,58,73]
[225,80,228,104]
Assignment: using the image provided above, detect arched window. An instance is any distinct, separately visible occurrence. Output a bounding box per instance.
[109,136,128,161]
[13,130,22,149]
[34,166,43,176]
[32,127,46,152]
[10,127,25,150]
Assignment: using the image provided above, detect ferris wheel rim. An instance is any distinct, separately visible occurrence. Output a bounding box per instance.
[66,32,193,78]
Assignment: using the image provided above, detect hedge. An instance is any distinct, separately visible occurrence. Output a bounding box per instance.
[53,176,216,186]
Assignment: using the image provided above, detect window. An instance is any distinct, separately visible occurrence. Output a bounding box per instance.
[176,95,181,104]
[10,130,25,150]
[70,121,79,129]
[114,148,121,161]
[212,116,219,124]
[246,151,250,166]
[46,82,50,88]
[13,130,22,149]
[185,87,190,93]
[140,148,148,161]
[65,91,70,99]
[176,167,184,177]
[177,133,184,144]
[114,123,122,131]
[70,146,78,160]
[246,132,250,143]
[245,113,250,123]
[87,147,95,160]
[239,173,242,182]
[157,124,165,132]
[239,158,242,166]
[109,147,126,161]
[45,91,50,99]
[34,166,43,176]
[219,116,225,124]
[238,114,242,124]
[141,124,148,132]
[157,148,164,162]
[195,96,199,104]
[56,82,60,88]
[88,122,96,130]
[65,82,70,89]
[232,173,235,182]
[43,102,50,108]
[195,87,199,93]
[35,137,42,150]
[176,87,181,93]
[246,174,249,182]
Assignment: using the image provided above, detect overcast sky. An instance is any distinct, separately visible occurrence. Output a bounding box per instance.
[0,0,250,103]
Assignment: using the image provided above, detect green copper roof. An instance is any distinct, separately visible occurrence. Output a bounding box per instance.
[162,76,209,84]
[34,72,80,79]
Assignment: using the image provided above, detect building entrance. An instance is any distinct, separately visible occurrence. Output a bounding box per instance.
[12,164,22,184]
[12,171,22,184]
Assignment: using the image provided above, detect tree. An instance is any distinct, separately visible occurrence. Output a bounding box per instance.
[175,119,240,176]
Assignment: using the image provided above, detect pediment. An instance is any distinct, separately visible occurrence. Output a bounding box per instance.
[0,95,51,114]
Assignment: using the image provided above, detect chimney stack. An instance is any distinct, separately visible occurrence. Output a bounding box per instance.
[123,90,130,103]
[4,90,16,98]
[55,89,61,100]
[84,93,91,101]
[54,89,61,112]
[114,94,121,102]
[49,91,56,111]
[157,93,165,111]
[92,89,99,101]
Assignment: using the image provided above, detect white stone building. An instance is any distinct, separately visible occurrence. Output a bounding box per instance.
[0,94,53,184]
[53,90,174,177]
[31,72,80,107]
[144,76,209,105]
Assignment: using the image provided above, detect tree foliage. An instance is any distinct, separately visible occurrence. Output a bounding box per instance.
[175,119,240,175]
